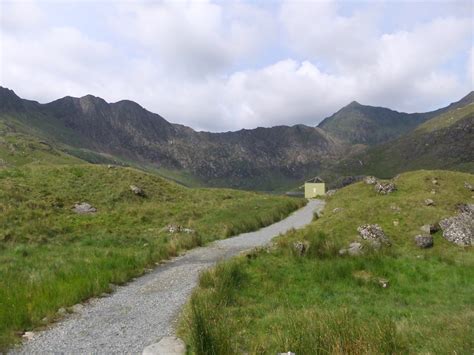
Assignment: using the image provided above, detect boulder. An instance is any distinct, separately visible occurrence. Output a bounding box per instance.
[72,203,97,214]
[375,182,396,195]
[464,182,474,191]
[439,210,474,246]
[424,199,435,206]
[431,178,439,185]
[142,337,186,355]
[339,242,363,256]
[293,241,310,256]
[130,185,146,197]
[414,234,434,248]
[364,176,378,185]
[357,224,391,246]
[326,189,337,196]
[456,203,474,214]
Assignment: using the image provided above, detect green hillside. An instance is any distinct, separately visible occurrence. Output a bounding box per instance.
[182,170,474,354]
[0,164,304,350]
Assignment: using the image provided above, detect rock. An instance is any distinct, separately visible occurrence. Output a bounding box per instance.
[464,182,474,191]
[72,203,97,214]
[182,228,195,234]
[430,189,436,195]
[347,242,363,256]
[22,331,35,340]
[142,336,186,355]
[424,199,435,206]
[456,203,474,214]
[332,207,343,213]
[167,225,181,233]
[71,304,84,313]
[130,185,146,197]
[431,178,439,185]
[439,209,474,246]
[378,279,389,288]
[414,234,434,248]
[326,189,337,196]
[107,164,115,169]
[375,182,396,195]
[293,241,310,256]
[364,176,377,185]
[57,307,67,316]
[357,224,391,247]
[393,220,399,227]
[420,224,439,234]
[390,204,401,212]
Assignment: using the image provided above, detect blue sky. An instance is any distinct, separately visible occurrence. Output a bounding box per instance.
[1,0,472,131]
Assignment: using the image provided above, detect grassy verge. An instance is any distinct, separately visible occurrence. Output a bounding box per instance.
[0,164,304,351]
[180,170,474,354]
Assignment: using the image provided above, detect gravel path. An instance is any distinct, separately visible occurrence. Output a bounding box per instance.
[13,199,324,354]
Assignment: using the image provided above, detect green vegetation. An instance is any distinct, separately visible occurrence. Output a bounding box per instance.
[0,164,304,350]
[181,170,474,354]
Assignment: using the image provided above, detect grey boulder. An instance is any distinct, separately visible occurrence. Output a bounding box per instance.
[414,234,434,248]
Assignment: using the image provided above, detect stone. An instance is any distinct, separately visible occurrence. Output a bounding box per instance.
[464,182,474,191]
[107,164,115,169]
[130,185,146,197]
[364,176,378,185]
[332,207,343,213]
[375,182,396,195]
[414,234,434,248]
[456,203,474,214]
[72,202,97,214]
[378,279,389,288]
[431,178,439,185]
[293,241,310,256]
[420,224,439,234]
[167,225,181,233]
[339,242,364,256]
[431,189,436,195]
[71,304,84,313]
[142,336,186,355]
[57,307,67,316]
[326,189,337,196]
[393,220,399,227]
[390,204,401,212]
[357,224,391,247]
[182,228,195,234]
[439,209,474,246]
[425,199,435,206]
[22,332,35,340]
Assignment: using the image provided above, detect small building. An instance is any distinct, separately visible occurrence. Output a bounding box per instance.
[304,177,326,198]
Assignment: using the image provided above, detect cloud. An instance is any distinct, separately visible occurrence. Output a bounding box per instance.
[0,0,472,132]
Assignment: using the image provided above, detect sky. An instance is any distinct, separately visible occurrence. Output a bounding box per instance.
[0,0,473,131]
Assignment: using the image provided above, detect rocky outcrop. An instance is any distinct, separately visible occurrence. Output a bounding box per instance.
[439,206,473,246]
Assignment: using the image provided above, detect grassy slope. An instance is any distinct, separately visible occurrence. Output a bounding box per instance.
[181,170,474,354]
[0,164,305,350]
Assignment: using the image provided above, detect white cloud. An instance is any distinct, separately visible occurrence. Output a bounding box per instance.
[0,0,472,132]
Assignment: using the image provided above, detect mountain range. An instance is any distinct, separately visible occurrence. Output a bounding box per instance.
[0,86,472,190]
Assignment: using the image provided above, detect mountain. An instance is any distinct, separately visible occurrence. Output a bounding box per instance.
[1,87,472,190]
[317,93,473,146]
[329,101,474,179]
[0,87,345,190]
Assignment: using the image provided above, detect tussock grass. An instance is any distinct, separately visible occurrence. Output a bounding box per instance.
[181,170,474,354]
[0,164,304,351]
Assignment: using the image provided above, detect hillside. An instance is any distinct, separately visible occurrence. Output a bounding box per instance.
[317,92,473,146]
[181,170,474,353]
[330,102,474,179]
[0,164,304,350]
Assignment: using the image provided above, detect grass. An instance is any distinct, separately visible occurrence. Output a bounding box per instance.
[180,170,474,354]
[0,164,305,351]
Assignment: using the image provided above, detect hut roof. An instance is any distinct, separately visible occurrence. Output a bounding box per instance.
[306,176,324,183]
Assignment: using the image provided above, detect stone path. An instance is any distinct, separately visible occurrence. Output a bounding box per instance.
[12,200,325,354]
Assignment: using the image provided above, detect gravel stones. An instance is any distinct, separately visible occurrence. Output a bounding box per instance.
[414,235,434,248]
[439,207,474,246]
[375,182,397,195]
[72,203,97,214]
[357,224,391,246]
